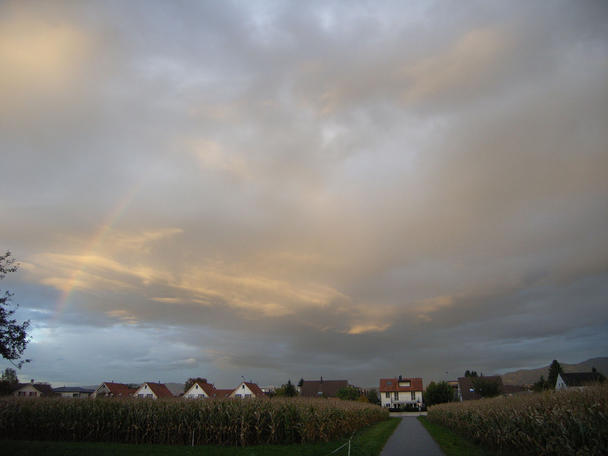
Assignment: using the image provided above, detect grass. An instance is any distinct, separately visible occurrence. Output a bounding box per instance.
[0,418,400,456]
[418,416,495,456]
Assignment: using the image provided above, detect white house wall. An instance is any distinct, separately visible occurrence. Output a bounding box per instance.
[13,384,43,397]
[380,390,423,407]
[184,383,210,399]
[134,383,157,399]
[231,383,255,398]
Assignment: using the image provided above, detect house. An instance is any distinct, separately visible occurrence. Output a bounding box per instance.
[300,378,348,398]
[183,379,217,399]
[379,376,423,408]
[215,388,235,398]
[91,382,137,398]
[555,372,604,390]
[229,381,265,398]
[12,380,55,398]
[133,382,174,399]
[457,376,502,401]
[53,386,94,398]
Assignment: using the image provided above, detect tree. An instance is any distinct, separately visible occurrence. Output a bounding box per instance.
[547,360,563,388]
[0,251,30,368]
[366,388,380,405]
[337,386,361,401]
[464,370,478,378]
[184,377,209,392]
[0,367,19,396]
[275,380,297,397]
[532,375,549,392]
[297,378,304,388]
[471,377,501,398]
[424,381,454,406]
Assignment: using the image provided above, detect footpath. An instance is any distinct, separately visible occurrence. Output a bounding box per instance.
[380,417,444,456]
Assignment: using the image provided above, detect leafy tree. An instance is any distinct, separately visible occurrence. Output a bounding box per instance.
[471,377,501,398]
[0,367,19,396]
[184,377,209,392]
[297,378,304,388]
[532,375,549,392]
[424,381,454,406]
[0,252,30,368]
[366,388,380,405]
[592,367,606,383]
[275,379,297,397]
[547,360,562,388]
[336,386,360,401]
[464,370,478,377]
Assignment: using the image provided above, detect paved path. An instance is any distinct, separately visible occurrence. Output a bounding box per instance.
[380,417,444,456]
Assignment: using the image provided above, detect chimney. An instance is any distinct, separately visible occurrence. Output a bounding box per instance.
[399,375,402,381]
[320,376,323,383]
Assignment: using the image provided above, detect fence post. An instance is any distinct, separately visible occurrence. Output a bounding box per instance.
[348,438,351,456]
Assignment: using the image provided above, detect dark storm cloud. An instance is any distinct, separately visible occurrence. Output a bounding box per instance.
[1,0,607,386]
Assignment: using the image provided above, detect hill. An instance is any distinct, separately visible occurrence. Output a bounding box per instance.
[501,357,608,385]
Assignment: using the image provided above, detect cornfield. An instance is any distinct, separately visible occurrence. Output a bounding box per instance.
[427,383,608,455]
[0,397,388,446]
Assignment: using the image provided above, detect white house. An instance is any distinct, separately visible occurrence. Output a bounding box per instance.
[229,381,265,398]
[12,381,54,398]
[133,382,174,399]
[184,379,217,399]
[91,382,137,398]
[53,386,94,398]
[379,376,423,408]
[555,372,604,390]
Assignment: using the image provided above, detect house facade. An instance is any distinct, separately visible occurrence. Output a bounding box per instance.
[133,382,174,399]
[229,381,264,398]
[555,372,604,390]
[184,379,217,399]
[53,386,94,398]
[91,382,137,398]
[12,382,54,398]
[379,376,423,408]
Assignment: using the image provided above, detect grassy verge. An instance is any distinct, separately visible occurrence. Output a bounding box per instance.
[0,418,400,456]
[418,416,494,456]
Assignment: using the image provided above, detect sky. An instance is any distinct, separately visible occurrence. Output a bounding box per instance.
[1,0,607,388]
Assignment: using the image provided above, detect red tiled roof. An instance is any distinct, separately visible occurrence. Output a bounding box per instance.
[192,380,217,397]
[214,388,235,398]
[104,382,137,397]
[243,382,265,397]
[300,380,348,397]
[379,378,423,392]
[144,382,174,398]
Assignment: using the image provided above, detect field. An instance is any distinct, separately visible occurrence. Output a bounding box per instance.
[0,397,388,447]
[426,383,608,455]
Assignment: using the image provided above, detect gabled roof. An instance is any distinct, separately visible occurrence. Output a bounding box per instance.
[102,382,137,397]
[53,386,94,393]
[457,376,502,401]
[243,382,265,397]
[379,378,423,393]
[188,380,216,397]
[560,372,604,387]
[215,388,235,398]
[141,382,173,398]
[15,383,55,396]
[300,379,348,397]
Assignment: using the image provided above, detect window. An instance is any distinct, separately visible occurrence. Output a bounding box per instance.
[235,394,242,398]
[18,391,25,396]
[394,392,399,400]
[411,392,415,400]
[138,394,144,397]
[242,385,245,389]
[195,384,199,389]
[73,393,79,398]
[385,392,390,398]
[245,394,251,398]
[29,392,36,396]
[146,394,152,398]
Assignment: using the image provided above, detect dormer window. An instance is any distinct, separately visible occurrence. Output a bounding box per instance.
[242,385,245,389]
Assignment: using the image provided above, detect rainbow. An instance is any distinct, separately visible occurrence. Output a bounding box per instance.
[53,182,142,319]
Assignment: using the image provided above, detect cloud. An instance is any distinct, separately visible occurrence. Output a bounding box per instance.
[1,0,607,387]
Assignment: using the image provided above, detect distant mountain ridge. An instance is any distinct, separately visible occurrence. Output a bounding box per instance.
[501,357,608,386]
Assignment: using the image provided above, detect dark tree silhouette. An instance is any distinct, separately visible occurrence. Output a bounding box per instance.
[0,251,30,368]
